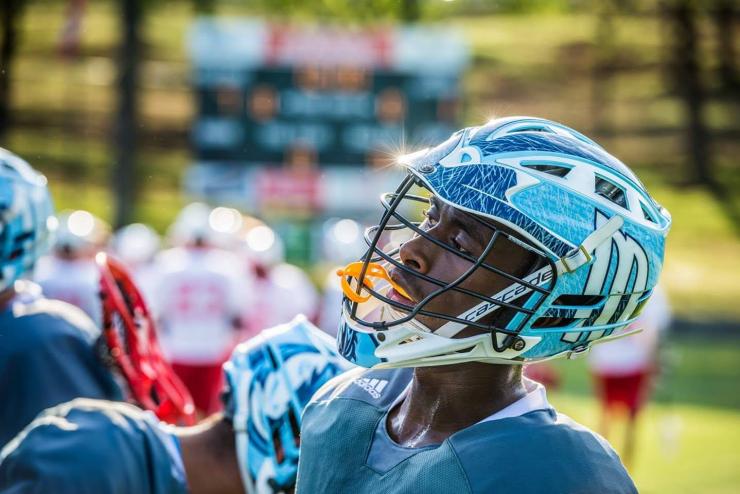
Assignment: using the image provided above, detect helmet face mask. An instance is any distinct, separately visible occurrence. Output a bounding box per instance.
[337,116,671,368]
[345,174,555,343]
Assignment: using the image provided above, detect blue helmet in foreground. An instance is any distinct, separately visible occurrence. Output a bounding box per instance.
[222,316,350,494]
[0,148,56,292]
[338,116,671,368]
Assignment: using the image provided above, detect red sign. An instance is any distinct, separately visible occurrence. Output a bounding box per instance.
[266,25,392,68]
[256,168,322,214]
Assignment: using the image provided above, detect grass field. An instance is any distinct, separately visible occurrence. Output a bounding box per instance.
[550,395,740,494]
[548,334,740,493]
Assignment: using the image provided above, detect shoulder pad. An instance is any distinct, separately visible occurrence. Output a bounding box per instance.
[13,298,99,342]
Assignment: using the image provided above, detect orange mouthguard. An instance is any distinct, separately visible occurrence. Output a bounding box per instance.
[336,261,412,304]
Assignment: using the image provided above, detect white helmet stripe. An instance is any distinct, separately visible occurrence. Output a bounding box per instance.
[434,265,553,338]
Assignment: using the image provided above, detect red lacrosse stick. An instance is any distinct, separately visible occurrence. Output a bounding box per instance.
[97,252,196,425]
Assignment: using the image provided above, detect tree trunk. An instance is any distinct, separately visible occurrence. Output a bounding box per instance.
[713,0,738,91]
[591,3,616,137]
[400,0,420,22]
[0,0,23,142]
[113,0,141,228]
[193,0,216,15]
[667,1,712,186]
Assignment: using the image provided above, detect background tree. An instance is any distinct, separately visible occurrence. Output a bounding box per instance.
[0,0,25,142]
[712,0,738,92]
[664,0,712,188]
[113,0,142,228]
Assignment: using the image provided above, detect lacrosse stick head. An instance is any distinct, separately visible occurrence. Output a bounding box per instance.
[97,252,196,425]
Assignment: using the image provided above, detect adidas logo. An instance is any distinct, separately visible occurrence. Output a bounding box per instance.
[352,378,389,399]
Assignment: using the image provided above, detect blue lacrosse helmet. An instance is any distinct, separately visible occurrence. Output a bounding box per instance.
[222,315,350,494]
[0,148,56,292]
[337,116,671,368]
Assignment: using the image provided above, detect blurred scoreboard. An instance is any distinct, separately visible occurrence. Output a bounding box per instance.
[195,68,459,165]
[186,19,469,214]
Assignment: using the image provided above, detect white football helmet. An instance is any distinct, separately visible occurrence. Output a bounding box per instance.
[111,223,161,266]
[54,210,110,257]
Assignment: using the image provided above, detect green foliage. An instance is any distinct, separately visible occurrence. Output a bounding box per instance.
[551,393,740,494]
[215,0,415,22]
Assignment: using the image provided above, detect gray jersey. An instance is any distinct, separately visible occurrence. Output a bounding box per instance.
[0,399,188,494]
[0,283,122,449]
[296,368,637,494]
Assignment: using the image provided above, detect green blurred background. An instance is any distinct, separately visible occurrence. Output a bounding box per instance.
[1,1,738,492]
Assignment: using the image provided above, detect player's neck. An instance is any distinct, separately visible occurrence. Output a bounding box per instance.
[177,415,242,494]
[387,362,526,448]
[0,286,16,312]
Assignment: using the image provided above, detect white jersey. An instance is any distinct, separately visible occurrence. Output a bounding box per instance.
[589,285,672,375]
[250,263,319,333]
[128,261,160,309]
[33,256,102,328]
[149,247,253,364]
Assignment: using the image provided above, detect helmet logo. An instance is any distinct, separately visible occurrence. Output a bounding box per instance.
[352,377,389,399]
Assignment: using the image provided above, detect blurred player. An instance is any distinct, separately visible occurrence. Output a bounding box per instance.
[317,218,367,337]
[150,203,253,415]
[110,222,161,300]
[242,222,319,332]
[0,317,349,494]
[0,148,121,448]
[296,117,672,493]
[589,284,672,467]
[33,209,109,327]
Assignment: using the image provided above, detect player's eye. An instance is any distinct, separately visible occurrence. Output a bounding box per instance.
[421,208,438,229]
[450,237,471,255]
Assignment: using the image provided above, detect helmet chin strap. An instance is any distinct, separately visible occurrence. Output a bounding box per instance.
[356,265,552,368]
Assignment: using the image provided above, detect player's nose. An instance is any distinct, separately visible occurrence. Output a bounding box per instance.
[398,232,434,275]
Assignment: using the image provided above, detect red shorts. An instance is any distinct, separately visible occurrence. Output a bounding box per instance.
[171,362,225,415]
[594,371,651,416]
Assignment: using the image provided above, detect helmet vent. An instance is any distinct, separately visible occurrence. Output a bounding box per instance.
[398,335,422,345]
[594,176,627,209]
[629,298,650,320]
[453,346,476,354]
[265,346,280,369]
[629,289,653,319]
[521,163,571,178]
[640,202,657,223]
[552,294,605,307]
[272,426,285,464]
[287,407,301,444]
[510,126,551,134]
[532,317,576,329]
